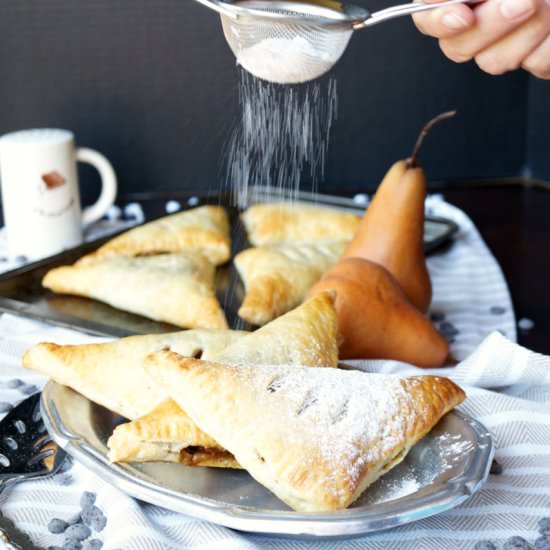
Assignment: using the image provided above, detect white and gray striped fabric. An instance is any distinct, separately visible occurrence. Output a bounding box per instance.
[1,197,547,550]
[425,195,517,358]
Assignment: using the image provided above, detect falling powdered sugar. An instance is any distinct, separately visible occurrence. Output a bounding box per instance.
[222,69,338,207]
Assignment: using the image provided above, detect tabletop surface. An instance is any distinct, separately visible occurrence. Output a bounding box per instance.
[435,182,550,355]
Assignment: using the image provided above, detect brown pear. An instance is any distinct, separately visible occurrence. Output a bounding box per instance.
[343,111,456,313]
[307,258,449,367]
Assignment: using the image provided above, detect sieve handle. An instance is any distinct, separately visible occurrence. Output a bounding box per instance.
[357,0,484,28]
[192,0,237,18]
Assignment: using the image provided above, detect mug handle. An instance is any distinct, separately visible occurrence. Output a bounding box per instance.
[76,148,118,226]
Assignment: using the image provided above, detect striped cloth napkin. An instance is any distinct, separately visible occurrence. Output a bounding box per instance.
[1,196,547,550]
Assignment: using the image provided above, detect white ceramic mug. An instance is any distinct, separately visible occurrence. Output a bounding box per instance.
[0,128,117,259]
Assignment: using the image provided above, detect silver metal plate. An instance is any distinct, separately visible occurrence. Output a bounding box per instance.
[41,380,494,539]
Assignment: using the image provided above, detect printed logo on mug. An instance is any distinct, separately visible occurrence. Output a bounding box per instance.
[0,128,117,258]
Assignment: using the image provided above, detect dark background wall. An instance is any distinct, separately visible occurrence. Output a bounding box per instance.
[527,78,550,182]
[0,0,548,205]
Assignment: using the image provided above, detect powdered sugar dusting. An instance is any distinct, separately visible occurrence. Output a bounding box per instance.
[233,365,422,500]
[236,36,342,84]
[433,432,476,471]
[357,429,477,505]
[363,467,422,504]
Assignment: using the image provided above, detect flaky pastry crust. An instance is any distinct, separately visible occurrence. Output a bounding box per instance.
[241,203,360,246]
[145,351,465,512]
[235,241,346,325]
[42,252,228,329]
[95,205,231,265]
[22,329,246,420]
[109,291,339,466]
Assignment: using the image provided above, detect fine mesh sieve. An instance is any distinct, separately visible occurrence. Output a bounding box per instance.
[194,0,481,84]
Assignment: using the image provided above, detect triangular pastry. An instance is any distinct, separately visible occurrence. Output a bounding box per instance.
[107,291,339,465]
[241,202,360,246]
[107,398,240,468]
[94,205,231,265]
[145,352,465,512]
[235,240,346,325]
[42,252,228,329]
[214,289,338,368]
[23,329,246,420]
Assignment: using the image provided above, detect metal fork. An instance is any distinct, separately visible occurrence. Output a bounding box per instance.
[0,392,67,549]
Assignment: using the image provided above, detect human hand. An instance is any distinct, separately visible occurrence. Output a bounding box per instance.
[412,0,550,79]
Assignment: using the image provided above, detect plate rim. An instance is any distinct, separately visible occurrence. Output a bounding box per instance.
[41,380,494,538]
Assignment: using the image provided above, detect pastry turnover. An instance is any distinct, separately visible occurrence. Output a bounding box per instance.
[107,398,240,468]
[145,351,465,512]
[235,240,346,325]
[241,202,360,246]
[23,329,246,420]
[42,252,228,329]
[95,205,231,265]
[107,291,339,466]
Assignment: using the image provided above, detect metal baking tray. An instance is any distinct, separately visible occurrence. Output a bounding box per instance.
[0,187,458,337]
[42,380,493,538]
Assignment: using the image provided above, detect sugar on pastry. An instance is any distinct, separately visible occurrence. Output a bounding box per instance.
[95,205,231,266]
[235,240,346,326]
[241,202,360,247]
[144,351,465,512]
[42,252,228,330]
[107,290,339,466]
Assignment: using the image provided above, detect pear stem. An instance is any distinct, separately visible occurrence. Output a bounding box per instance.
[407,110,457,169]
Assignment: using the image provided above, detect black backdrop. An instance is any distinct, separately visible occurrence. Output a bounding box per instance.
[1,0,549,206]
